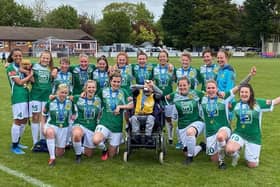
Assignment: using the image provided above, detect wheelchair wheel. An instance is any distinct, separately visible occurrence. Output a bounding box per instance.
[159,152,164,164]
[123,151,128,162]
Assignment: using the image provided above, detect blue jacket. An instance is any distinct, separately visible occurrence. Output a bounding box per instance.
[216,64,235,92]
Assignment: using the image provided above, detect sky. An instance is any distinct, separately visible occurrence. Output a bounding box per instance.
[16,0,245,21]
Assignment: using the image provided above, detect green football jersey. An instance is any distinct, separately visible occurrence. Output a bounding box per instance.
[70,64,95,95]
[30,63,52,101]
[92,69,109,90]
[167,90,204,129]
[118,64,133,95]
[73,95,101,131]
[52,71,73,94]
[199,64,219,91]
[201,92,233,137]
[43,98,74,128]
[132,63,154,85]
[98,87,128,132]
[153,64,175,96]
[232,99,273,145]
[175,66,201,90]
[6,63,29,104]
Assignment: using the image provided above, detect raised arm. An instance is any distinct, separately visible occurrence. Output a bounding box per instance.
[272,96,280,106]
[232,66,256,94]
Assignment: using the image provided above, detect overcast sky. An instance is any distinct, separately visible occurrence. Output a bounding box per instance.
[16,0,245,21]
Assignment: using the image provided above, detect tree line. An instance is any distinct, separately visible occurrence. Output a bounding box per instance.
[1,0,279,50]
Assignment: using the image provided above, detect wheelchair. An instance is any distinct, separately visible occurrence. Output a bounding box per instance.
[123,101,166,164]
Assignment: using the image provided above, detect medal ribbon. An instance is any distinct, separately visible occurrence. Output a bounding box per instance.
[239,101,248,123]
[159,65,168,85]
[56,98,66,122]
[207,96,217,118]
[138,65,146,85]
[85,96,95,119]
[109,88,119,111]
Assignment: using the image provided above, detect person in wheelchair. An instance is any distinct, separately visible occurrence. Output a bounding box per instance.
[129,80,163,144]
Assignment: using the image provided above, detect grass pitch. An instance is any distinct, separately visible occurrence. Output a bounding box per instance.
[0,56,279,187]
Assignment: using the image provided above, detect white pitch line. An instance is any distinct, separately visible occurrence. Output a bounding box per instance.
[0,164,52,187]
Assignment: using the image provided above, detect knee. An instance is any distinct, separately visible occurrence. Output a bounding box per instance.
[45,128,55,138]
[225,144,235,154]
[93,133,103,145]
[72,128,82,142]
[186,127,196,136]
[216,133,225,142]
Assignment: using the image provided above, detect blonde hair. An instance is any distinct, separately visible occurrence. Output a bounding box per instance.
[56,83,69,94]
[83,80,97,92]
[181,52,192,61]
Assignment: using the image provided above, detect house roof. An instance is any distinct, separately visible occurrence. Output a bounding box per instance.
[0,26,95,41]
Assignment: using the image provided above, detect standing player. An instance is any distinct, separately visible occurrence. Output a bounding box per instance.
[30,50,54,145]
[70,53,95,95]
[92,55,109,90]
[216,50,235,92]
[199,49,219,91]
[175,52,201,90]
[153,50,176,144]
[52,57,73,95]
[132,51,154,85]
[6,48,33,154]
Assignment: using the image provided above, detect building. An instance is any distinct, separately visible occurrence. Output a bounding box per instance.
[0,26,97,56]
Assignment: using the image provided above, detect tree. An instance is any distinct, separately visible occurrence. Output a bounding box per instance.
[102,2,154,25]
[241,0,280,48]
[100,2,157,45]
[79,13,96,36]
[161,0,195,50]
[95,11,131,44]
[189,0,239,49]
[161,0,240,50]
[0,0,37,26]
[31,0,49,22]
[43,5,79,29]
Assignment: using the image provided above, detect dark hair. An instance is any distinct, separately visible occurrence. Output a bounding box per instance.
[60,57,70,65]
[97,55,109,71]
[7,48,22,63]
[239,83,256,109]
[158,50,169,60]
[202,48,213,57]
[137,50,148,58]
[40,50,54,70]
[177,76,190,86]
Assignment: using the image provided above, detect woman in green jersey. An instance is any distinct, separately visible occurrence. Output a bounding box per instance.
[30,50,54,145]
[41,84,74,166]
[93,71,133,158]
[6,48,33,154]
[226,84,280,168]
[92,55,109,90]
[71,80,107,163]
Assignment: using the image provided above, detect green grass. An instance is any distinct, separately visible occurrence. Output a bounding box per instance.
[0,57,280,187]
